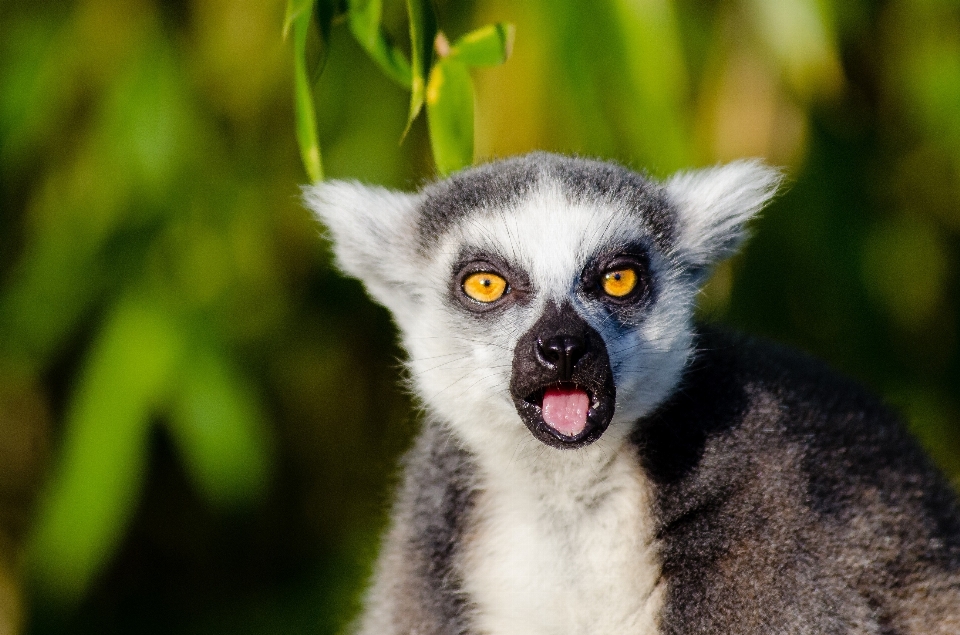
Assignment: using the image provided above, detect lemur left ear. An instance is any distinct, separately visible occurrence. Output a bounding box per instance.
[664,160,782,275]
[303,181,422,318]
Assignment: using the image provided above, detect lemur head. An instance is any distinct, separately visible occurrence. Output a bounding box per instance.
[305,153,779,456]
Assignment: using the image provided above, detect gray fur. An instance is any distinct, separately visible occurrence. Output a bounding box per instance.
[355,422,478,635]
[417,152,675,253]
[641,328,960,633]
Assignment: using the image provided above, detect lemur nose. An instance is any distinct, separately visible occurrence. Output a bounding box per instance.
[536,335,588,381]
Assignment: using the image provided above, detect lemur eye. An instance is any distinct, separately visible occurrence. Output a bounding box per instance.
[601,267,638,298]
[463,272,508,303]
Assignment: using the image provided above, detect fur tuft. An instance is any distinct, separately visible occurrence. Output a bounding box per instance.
[302,180,422,318]
[665,160,782,273]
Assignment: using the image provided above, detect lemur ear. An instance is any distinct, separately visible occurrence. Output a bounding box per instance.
[303,181,422,316]
[664,160,782,275]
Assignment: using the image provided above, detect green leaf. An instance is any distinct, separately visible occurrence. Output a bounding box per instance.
[348,0,412,87]
[426,58,474,175]
[450,23,515,67]
[348,0,381,41]
[283,0,314,40]
[310,0,340,83]
[292,4,323,182]
[167,341,273,508]
[286,0,339,83]
[27,295,183,604]
[404,0,438,133]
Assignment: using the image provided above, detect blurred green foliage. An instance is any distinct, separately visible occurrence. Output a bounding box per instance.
[1,0,960,633]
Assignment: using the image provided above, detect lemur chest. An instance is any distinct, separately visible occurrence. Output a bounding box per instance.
[460,450,664,635]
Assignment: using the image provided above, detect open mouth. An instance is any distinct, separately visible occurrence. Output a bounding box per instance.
[509,301,617,449]
[524,382,603,443]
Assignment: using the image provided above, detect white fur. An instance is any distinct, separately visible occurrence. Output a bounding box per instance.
[303,181,423,328]
[462,439,664,635]
[665,160,782,272]
[303,158,780,635]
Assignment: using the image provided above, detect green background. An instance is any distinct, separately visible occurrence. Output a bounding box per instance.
[2,0,960,633]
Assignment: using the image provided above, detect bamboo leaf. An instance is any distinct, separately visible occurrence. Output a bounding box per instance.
[292,4,323,182]
[286,0,339,83]
[348,0,412,87]
[404,0,438,132]
[362,36,413,87]
[283,0,314,40]
[348,0,381,42]
[450,23,515,67]
[426,58,474,175]
[167,341,273,508]
[27,295,183,604]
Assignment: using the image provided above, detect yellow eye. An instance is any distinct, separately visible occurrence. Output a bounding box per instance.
[463,272,508,303]
[601,267,638,297]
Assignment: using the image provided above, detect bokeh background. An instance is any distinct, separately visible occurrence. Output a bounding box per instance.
[2,0,960,633]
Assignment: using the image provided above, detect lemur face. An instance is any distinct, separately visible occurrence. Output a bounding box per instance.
[431,180,679,451]
[305,153,779,455]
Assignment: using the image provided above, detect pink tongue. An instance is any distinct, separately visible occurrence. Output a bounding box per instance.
[541,387,590,437]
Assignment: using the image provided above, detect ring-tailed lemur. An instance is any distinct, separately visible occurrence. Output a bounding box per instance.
[304,152,960,635]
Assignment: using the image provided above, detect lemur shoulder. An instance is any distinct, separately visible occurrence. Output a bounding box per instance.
[305,152,960,635]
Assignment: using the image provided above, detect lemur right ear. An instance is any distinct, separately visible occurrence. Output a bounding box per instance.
[303,181,422,316]
[664,160,782,277]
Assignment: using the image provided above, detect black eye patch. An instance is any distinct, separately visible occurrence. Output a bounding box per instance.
[581,246,653,308]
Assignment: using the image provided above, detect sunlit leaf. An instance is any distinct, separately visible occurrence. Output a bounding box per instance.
[167,340,273,508]
[450,23,515,67]
[348,0,412,87]
[348,0,380,41]
[292,4,323,182]
[27,295,183,604]
[404,0,438,133]
[426,58,473,175]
